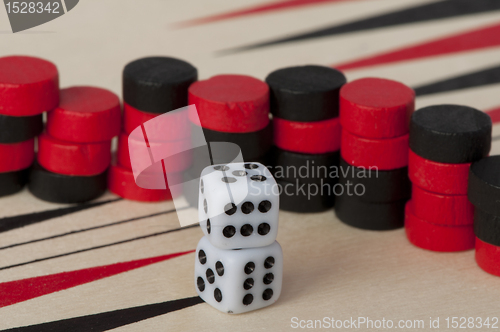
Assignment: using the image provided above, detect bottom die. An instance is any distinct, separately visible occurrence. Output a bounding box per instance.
[194,236,283,314]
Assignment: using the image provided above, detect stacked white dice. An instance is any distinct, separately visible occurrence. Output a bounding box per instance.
[195,162,283,314]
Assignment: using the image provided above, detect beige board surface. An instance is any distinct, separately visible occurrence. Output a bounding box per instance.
[1,0,500,330]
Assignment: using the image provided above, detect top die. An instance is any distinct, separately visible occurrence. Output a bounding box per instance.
[410,105,491,164]
[199,162,279,250]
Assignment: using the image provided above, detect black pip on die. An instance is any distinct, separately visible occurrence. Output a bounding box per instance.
[195,162,283,314]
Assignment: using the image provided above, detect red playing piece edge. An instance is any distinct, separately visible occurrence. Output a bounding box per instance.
[188,75,270,133]
[340,78,415,139]
[408,149,470,195]
[273,117,341,154]
[475,237,500,277]
[340,129,409,170]
[46,87,121,143]
[0,139,35,172]
[37,132,111,176]
[108,162,174,202]
[0,56,59,116]
[404,201,475,252]
[411,185,474,226]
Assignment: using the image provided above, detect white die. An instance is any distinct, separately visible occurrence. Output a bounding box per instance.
[195,236,283,314]
[198,162,279,249]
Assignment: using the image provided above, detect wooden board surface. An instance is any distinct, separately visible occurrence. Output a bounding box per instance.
[1,0,500,330]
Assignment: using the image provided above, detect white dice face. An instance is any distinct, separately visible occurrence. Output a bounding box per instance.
[198,162,279,250]
[195,236,283,314]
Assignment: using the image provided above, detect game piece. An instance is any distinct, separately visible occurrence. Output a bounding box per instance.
[340,78,415,138]
[192,123,273,161]
[46,86,121,143]
[265,65,346,121]
[474,208,500,247]
[188,75,269,133]
[276,178,335,213]
[335,194,406,230]
[0,139,35,172]
[412,185,473,226]
[271,147,340,184]
[475,238,500,277]
[108,162,177,202]
[195,236,283,314]
[338,158,410,203]
[28,162,107,203]
[410,105,491,163]
[0,168,29,197]
[408,150,470,195]
[37,133,111,176]
[404,201,475,251]
[468,155,500,216]
[0,113,43,143]
[0,55,59,116]
[341,130,409,170]
[272,117,341,154]
[199,162,279,250]
[123,57,198,114]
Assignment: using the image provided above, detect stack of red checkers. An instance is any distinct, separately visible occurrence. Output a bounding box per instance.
[184,74,272,206]
[336,78,414,230]
[110,57,197,202]
[467,156,500,276]
[0,56,58,197]
[29,86,120,203]
[265,66,346,213]
[405,105,492,252]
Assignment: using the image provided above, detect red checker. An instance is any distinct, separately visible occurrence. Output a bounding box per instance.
[46,87,121,143]
[188,75,270,133]
[0,139,34,172]
[0,56,59,116]
[123,103,191,139]
[341,129,409,170]
[412,185,474,226]
[273,117,341,154]
[475,237,500,277]
[340,78,415,139]
[408,149,470,195]
[108,162,179,202]
[37,132,111,176]
[405,200,475,252]
[117,131,192,173]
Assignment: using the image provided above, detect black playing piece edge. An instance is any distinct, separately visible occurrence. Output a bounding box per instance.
[265,65,346,122]
[334,193,406,231]
[192,122,273,160]
[123,56,198,114]
[338,158,411,203]
[277,178,335,213]
[409,104,491,163]
[474,208,500,247]
[0,113,43,143]
[0,167,29,198]
[271,147,340,184]
[28,162,107,204]
[468,155,500,216]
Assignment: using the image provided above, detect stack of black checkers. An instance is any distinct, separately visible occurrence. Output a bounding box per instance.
[30,87,121,203]
[335,78,414,230]
[406,105,491,251]
[184,74,272,207]
[468,156,500,276]
[112,57,197,202]
[0,56,57,197]
[266,65,346,213]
